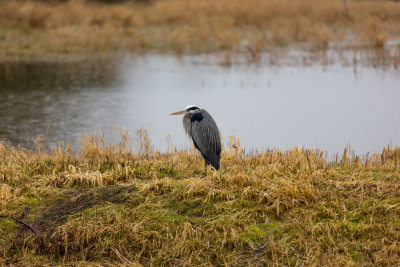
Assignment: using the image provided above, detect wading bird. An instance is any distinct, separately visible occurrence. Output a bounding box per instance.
[169,105,221,177]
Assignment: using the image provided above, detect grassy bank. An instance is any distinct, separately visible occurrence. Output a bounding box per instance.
[1,0,400,64]
[1,130,400,265]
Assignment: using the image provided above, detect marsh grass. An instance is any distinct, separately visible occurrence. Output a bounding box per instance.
[0,0,400,65]
[1,129,400,265]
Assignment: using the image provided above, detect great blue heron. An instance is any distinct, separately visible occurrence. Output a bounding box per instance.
[169,105,221,176]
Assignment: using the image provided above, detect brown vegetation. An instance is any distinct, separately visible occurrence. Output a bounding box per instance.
[0,0,399,62]
[1,130,400,265]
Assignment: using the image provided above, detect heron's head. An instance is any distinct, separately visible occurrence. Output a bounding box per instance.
[169,105,200,115]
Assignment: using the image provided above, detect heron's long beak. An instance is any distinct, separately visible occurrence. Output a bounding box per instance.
[169,110,186,115]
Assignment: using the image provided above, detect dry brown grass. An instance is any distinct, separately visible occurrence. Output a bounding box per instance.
[0,0,399,63]
[1,130,400,265]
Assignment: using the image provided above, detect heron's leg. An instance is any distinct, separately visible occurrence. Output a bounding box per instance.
[202,161,207,178]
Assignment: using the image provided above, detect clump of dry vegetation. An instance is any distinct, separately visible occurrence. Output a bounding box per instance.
[0,0,400,64]
[1,130,400,266]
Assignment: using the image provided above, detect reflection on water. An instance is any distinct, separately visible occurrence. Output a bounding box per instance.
[0,58,120,148]
[1,55,399,154]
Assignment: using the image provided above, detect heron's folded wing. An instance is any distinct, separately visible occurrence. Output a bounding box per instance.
[191,114,221,158]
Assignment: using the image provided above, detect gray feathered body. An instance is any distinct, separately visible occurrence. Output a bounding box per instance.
[183,109,221,170]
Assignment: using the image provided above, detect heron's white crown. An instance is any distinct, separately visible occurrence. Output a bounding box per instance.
[185,105,196,110]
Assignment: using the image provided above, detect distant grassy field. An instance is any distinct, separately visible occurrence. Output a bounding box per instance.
[0,0,400,64]
[1,130,400,266]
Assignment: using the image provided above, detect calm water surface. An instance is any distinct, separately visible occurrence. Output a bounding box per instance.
[1,55,399,154]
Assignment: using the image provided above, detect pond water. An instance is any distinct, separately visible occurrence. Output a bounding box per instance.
[1,55,399,155]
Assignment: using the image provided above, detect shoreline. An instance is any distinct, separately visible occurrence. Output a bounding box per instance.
[1,135,400,266]
[1,0,400,66]
[0,45,399,69]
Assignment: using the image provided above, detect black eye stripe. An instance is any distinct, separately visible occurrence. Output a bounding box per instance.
[187,106,199,111]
